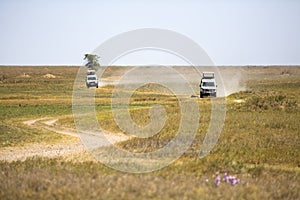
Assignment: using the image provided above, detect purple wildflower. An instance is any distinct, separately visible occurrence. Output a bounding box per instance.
[232,179,238,186]
[210,172,241,186]
[215,175,221,186]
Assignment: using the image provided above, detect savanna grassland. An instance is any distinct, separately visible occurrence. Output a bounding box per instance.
[0,65,299,200]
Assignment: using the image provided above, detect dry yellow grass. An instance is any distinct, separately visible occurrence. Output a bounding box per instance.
[0,65,299,199]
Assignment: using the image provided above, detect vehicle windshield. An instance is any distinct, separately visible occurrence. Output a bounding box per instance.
[202,82,215,87]
[88,77,96,80]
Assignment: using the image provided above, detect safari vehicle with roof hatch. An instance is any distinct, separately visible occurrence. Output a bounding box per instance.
[87,69,96,75]
[200,72,217,98]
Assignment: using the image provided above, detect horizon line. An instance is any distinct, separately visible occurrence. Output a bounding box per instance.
[0,64,300,67]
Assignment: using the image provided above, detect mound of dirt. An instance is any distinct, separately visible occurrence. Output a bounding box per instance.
[43,73,56,78]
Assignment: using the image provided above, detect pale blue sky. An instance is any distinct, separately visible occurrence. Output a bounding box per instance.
[0,0,299,65]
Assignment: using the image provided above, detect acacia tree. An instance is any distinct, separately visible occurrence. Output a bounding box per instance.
[84,54,100,70]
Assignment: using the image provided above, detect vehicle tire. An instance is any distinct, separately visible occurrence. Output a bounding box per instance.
[200,93,203,98]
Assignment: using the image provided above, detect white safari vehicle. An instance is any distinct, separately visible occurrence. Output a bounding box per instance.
[200,72,217,98]
[87,69,96,75]
[86,74,98,88]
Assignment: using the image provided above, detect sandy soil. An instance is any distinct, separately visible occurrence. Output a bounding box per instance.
[0,118,128,162]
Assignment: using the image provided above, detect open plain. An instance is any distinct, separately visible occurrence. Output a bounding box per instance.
[0,65,299,199]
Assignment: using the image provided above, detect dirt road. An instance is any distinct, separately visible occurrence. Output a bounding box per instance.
[0,118,128,162]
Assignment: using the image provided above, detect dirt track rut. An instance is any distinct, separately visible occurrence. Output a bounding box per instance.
[0,118,127,162]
